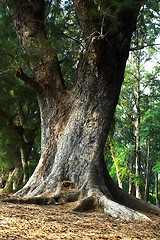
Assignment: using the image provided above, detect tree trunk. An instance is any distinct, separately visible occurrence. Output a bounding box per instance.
[110,143,123,189]
[155,173,160,207]
[6,0,160,220]
[135,55,142,199]
[3,167,23,193]
[129,155,134,195]
[18,103,37,183]
[144,139,151,202]
[20,147,30,183]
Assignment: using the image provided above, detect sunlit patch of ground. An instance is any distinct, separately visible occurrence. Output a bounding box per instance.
[0,194,160,239]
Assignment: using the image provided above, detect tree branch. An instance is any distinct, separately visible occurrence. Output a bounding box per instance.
[0,69,13,75]
[16,68,37,89]
[130,44,160,51]
[73,0,100,35]
[8,0,66,100]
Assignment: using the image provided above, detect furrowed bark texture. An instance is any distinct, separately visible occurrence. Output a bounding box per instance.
[8,0,65,150]
[7,0,160,219]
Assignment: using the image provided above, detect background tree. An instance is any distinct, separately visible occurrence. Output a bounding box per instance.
[0,2,40,192]
[0,74,40,192]
[108,43,160,203]
[106,0,160,202]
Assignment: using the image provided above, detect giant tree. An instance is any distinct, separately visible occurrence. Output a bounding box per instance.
[5,0,160,219]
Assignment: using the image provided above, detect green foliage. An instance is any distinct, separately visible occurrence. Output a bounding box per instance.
[0,2,40,189]
[46,0,81,88]
[153,162,160,174]
[141,103,160,138]
[107,23,160,198]
[131,1,160,48]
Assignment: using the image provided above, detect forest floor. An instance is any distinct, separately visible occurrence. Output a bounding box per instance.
[0,193,160,240]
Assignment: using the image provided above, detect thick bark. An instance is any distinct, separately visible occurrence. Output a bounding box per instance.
[16,65,123,197]
[8,0,65,149]
[6,0,160,220]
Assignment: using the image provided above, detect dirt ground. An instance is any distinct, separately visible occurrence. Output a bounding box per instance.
[0,194,160,240]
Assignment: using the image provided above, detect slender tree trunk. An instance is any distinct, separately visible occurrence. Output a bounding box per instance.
[110,143,123,189]
[155,173,160,207]
[144,139,151,202]
[135,55,142,199]
[20,147,30,183]
[6,0,160,219]
[18,103,37,183]
[3,167,23,193]
[127,110,135,195]
[129,155,134,195]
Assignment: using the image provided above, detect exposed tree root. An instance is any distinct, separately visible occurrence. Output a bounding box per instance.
[78,187,152,220]
[0,181,79,206]
[1,186,158,221]
[99,196,151,220]
[102,168,160,217]
[65,191,80,202]
[73,196,95,212]
[1,175,160,221]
